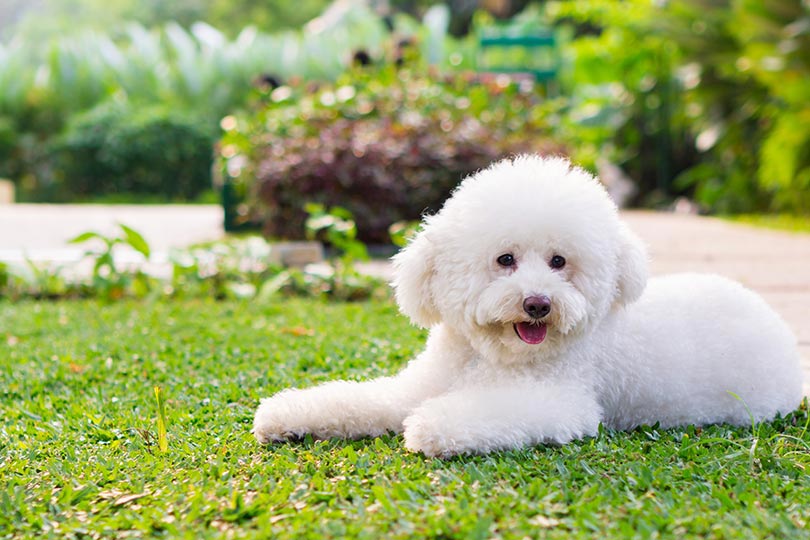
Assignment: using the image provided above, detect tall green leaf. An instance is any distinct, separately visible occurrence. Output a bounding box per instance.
[119,224,151,258]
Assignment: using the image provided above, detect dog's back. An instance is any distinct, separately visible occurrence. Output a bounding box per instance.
[596,272,802,431]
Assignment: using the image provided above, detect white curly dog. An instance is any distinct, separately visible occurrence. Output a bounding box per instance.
[254,155,802,457]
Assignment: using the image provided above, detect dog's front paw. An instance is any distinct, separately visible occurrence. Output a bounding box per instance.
[402,412,464,458]
[252,400,295,444]
[252,390,310,444]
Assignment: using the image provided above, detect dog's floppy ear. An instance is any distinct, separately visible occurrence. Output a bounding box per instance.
[614,224,648,307]
[391,228,440,327]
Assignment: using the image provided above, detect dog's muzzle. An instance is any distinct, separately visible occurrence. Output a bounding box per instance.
[513,295,551,345]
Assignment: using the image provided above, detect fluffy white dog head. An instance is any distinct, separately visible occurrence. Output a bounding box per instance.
[392,155,648,362]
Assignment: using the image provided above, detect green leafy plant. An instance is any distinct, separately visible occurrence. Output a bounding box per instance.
[166,231,386,303]
[305,204,369,264]
[0,220,385,302]
[68,223,152,300]
[303,204,385,301]
[168,236,283,300]
[388,220,421,248]
[22,259,70,298]
[0,259,74,300]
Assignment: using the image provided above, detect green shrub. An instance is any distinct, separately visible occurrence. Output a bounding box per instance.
[0,116,16,178]
[53,103,216,200]
[218,65,564,242]
[550,0,810,215]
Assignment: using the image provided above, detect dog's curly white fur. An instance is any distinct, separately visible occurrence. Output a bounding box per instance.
[254,155,803,457]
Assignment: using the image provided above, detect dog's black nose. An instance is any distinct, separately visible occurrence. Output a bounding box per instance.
[523,295,551,319]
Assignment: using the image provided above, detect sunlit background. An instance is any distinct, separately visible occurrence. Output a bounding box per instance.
[1,0,809,241]
[1,7,809,536]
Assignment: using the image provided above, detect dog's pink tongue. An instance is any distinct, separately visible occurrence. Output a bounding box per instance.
[514,322,547,344]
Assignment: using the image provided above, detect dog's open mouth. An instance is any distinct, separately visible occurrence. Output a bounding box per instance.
[514,322,547,344]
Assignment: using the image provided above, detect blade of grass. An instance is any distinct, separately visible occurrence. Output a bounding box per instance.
[728,391,762,472]
[154,386,168,453]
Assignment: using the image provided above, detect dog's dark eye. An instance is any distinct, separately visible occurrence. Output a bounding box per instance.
[550,255,566,269]
[496,254,515,267]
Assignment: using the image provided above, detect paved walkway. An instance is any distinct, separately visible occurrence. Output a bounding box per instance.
[1,204,808,394]
[0,204,223,252]
[0,204,225,275]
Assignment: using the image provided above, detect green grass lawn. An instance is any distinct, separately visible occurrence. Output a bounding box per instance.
[1,298,808,539]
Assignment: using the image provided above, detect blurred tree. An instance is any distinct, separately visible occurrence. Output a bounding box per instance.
[3,0,538,43]
[4,0,333,42]
[388,0,532,35]
[553,0,810,214]
[205,0,333,35]
[0,0,39,40]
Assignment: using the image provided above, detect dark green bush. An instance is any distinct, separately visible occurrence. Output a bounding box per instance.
[218,66,564,242]
[53,103,216,200]
[0,116,17,179]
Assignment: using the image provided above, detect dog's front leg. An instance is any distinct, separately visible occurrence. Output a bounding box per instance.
[253,347,455,444]
[402,381,602,457]
[253,378,405,443]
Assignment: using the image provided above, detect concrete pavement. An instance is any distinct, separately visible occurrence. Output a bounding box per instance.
[0,204,224,274]
[0,204,223,252]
